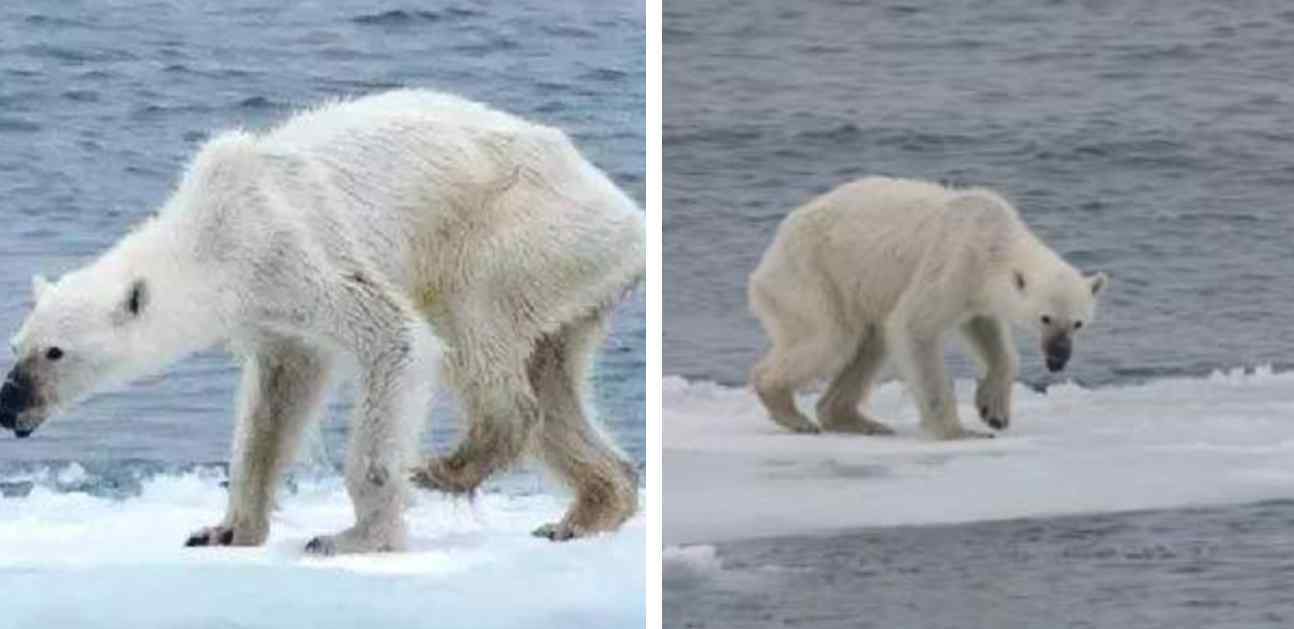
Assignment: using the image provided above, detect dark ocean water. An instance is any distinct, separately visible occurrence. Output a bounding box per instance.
[664,0,1294,389]
[665,501,1294,629]
[0,1,644,485]
[664,1,1294,626]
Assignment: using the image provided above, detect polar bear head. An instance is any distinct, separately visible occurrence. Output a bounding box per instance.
[1004,266,1107,373]
[0,270,161,437]
[0,270,156,437]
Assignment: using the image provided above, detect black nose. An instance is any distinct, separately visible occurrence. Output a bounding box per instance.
[0,367,34,418]
[1044,335,1072,373]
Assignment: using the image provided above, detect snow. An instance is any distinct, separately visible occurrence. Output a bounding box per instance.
[664,367,1294,546]
[0,473,644,628]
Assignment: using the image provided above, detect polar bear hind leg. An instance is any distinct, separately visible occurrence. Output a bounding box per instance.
[749,277,853,434]
[409,321,540,496]
[815,326,895,435]
[529,305,638,541]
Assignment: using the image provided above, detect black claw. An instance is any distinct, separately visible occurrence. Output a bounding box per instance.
[533,524,576,542]
[304,537,333,556]
[187,528,234,547]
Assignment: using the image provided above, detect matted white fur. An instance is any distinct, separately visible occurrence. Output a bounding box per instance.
[7,89,645,553]
[749,177,1106,439]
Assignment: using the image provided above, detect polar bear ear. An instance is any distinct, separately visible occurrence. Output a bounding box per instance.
[1087,272,1108,296]
[31,274,50,302]
[1013,270,1027,293]
[124,279,148,317]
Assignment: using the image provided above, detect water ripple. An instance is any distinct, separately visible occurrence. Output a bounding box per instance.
[351,8,481,26]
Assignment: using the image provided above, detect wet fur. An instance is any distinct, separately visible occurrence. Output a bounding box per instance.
[17,90,642,553]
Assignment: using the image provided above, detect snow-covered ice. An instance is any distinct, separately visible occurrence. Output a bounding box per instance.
[664,367,1294,546]
[0,472,644,628]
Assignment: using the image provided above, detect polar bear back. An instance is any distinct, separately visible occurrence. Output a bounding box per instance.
[265,90,534,150]
[750,177,1034,326]
[182,90,643,355]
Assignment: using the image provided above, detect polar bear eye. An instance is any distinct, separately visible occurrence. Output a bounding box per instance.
[46,347,64,361]
[1074,321,1084,330]
[1040,315,1052,326]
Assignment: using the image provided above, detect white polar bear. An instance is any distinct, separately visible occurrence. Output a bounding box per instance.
[749,177,1106,439]
[0,89,644,553]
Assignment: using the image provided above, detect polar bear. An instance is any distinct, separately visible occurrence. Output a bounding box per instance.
[0,89,644,553]
[749,177,1106,439]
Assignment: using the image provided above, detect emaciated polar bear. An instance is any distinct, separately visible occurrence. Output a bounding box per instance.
[749,177,1106,439]
[0,90,644,553]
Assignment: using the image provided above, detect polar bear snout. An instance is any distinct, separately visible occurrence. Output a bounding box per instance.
[0,366,42,438]
[0,367,34,416]
[1043,334,1072,373]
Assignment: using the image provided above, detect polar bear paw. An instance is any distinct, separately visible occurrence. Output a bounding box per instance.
[819,408,896,436]
[185,522,266,547]
[532,496,634,543]
[532,521,584,542]
[409,455,487,495]
[926,423,995,441]
[761,409,821,434]
[304,524,406,556]
[975,377,1012,431]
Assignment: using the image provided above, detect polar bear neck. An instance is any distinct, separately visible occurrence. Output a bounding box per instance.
[88,210,235,357]
[980,223,1082,324]
[1005,228,1072,276]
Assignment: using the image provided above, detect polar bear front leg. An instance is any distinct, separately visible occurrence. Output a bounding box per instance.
[187,336,334,547]
[304,324,435,556]
[889,325,992,441]
[960,315,1017,432]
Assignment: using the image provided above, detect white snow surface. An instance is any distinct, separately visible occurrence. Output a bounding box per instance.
[0,474,644,628]
[664,367,1294,546]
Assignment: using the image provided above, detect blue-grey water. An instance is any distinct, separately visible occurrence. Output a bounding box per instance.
[665,0,1294,389]
[665,501,1294,629]
[0,1,644,486]
[665,1,1294,626]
